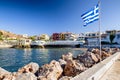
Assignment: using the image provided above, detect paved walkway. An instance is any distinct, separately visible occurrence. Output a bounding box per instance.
[99,58,120,80]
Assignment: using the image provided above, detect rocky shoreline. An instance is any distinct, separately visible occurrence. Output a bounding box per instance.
[0,48,119,80]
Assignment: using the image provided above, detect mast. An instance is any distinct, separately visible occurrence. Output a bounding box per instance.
[98,0,102,60]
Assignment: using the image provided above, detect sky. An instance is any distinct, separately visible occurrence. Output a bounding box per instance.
[0,0,120,36]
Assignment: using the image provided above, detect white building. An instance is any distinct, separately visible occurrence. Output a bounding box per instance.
[39,34,49,41]
[18,39,32,46]
[85,32,110,46]
[85,32,99,38]
[113,32,120,44]
[77,33,85,42]
[22,34,28,38]
[63,32,77,41]
[101,34,110,43]
[87,38,99,46]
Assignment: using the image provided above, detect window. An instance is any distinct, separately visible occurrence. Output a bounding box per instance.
[92,34,95,36]
[26,40,29,42]
[117,34,120,39]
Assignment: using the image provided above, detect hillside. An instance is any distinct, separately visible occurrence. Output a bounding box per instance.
[0,30,23,40]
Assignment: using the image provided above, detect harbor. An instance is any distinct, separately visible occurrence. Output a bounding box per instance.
[0,30,120,80]
[0,0,120,80]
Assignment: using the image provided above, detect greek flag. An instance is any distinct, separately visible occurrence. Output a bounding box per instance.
[81,4,99,26]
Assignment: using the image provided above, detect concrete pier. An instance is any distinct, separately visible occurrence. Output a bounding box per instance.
[72,52,120,80]
[99,57,120,80]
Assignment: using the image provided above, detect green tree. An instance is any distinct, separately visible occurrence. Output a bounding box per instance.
[0,32,3,41]
[0,36,3,41]
[29,36,36,41]
[110,34,115,44]
[0,32,3,36]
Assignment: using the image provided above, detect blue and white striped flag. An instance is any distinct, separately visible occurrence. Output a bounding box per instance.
[81,4,99,26]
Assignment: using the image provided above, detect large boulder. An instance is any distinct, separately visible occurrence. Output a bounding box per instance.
[63,60,86,77]
[92,48,100,55]
[77,52,98,67]
[90,52,99,63]
[37,60,63,80]
[0,67,13,80]
[91,49,102,61]
[101,51,111,60]
[112,48,120,54]
[18,62,39,74]
[94,53,101,62]
[59,59,67,69]
[14,72,37,80]
[102,48,112,55]
[91,48,112,60]
[61,52,73,61]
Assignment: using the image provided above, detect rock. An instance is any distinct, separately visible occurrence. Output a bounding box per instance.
[87,48,94,52]
[91,48,111,60]
[94,53,101,62]
[59,59,67,65]
[59,59,67,69]
[101,51,111,60]
[37,60,63,80]
[18,62,39,74]
[107,48,113,55]
[62,52,73,61]
[76,54,85,63]
[112,48,120,54]
[14,72,37,80]
[59,76,72,80]
[102,48,112,55]
[64,60,86,77]
[0,74,13,80]
[83,58,94,67]
[77,52,97,67]
[91,49,102,61]
[91,48,100,55]
[90,52,99,63]
[37,76,47,80]
[115,48,120,52]
[0,67,13,80]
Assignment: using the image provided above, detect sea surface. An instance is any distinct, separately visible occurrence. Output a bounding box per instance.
[0,48,84,72]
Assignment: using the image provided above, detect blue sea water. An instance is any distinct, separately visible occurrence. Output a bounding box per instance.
[0,48,84,72]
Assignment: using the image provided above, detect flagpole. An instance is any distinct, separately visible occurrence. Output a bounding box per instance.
[98,0,102,61]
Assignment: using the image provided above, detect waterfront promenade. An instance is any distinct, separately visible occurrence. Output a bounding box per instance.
[99,57,120,80]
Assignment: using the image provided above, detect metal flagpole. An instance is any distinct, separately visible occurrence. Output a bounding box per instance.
[98,0,102,61]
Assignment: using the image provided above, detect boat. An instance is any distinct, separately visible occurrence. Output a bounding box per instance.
[30,40,46,48]
[30,40,85,48]
[44,40,85,48]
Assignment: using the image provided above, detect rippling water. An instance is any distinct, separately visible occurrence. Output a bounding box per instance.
[0,48,84,72]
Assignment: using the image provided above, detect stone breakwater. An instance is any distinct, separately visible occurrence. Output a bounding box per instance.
[0,48,119,80]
